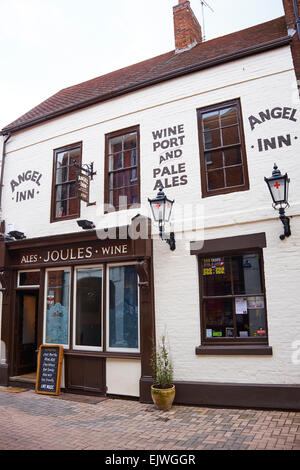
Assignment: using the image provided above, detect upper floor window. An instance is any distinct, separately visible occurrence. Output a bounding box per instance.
[51,142,82,222]
[105,126,140,212]
[197,99,249,198]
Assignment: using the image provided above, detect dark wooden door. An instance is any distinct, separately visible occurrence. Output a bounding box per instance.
[15,292,39,375]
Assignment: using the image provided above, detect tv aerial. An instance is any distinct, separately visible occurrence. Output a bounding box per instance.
[199,0,214,42]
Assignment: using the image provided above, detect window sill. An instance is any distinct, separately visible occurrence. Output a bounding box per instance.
[64,350,141,360]
[195,345,273,356]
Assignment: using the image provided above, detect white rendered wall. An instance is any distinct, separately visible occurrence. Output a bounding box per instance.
[106,359,141,396]
[2,46,299,237]
[1,45,300,387]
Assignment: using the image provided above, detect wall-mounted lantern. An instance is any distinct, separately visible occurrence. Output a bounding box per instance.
[148,187,176,251]
[264,164,291,240]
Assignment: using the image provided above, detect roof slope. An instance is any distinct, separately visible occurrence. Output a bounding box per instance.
[1,16,289,135]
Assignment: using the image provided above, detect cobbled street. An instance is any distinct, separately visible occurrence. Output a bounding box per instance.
[1,387,300,450]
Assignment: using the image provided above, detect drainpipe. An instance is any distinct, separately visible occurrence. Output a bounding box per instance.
[0,133,11,223]
[293,0,300,39]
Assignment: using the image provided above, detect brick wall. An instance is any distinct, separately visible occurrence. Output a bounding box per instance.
[173,0,202,52]
[283,0,300,82]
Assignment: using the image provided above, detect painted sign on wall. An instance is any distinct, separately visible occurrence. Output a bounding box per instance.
[10,170,42,203]
[248,106,298,152]
[151,124,188,191]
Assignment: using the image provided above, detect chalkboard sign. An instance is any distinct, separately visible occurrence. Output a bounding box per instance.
[35,345,63,396]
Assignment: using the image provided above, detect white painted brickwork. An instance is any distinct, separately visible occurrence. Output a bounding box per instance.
[1,45,300,387]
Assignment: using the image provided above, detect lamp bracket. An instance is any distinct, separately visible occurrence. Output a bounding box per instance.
[278,207,291,241]
[159,223,176,251]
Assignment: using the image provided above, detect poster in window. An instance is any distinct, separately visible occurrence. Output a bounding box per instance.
[235,298,248,315]
[203,258,225,276]
[247,296,265,309]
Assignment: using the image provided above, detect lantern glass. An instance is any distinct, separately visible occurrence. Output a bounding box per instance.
[265,165,289,207]
[148,188,174,223]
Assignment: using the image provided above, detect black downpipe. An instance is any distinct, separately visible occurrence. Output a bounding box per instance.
[293,0,300,39]
[0,134,11,221]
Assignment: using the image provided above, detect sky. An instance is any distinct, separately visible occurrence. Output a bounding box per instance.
[0,0,284,131]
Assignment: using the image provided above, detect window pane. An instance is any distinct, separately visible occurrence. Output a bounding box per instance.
[68,198,79,216]
[204,129,221,150]
[56,151,68,168]
[204,298,234,338]
[56,200,67,218]
[203,110,220,131]
[131,149,137,166]
[222,125,240,146]
[207,169,225,191]
[109,153,124,170]
[56,167,68,184]
[225,166,244,187]
[56,185,68,201]
[109,136,122,154]
[124,133,137,150]
[109,265,139,350]
[205,151,223,170]
[224,147,242,166]
[203,258,231,296]
[19,271,40,287]
[69,182,77,198]
[22,295,37,344]
[69,148,80,162]
[236,298,267,338]
[45,270,70,345]
[232,254,262,295]
[75,268,102,348]
[220,107,238,127]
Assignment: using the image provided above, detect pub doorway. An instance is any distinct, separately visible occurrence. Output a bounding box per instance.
[13,290,39,381]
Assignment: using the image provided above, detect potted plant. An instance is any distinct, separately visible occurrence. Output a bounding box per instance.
[150,335,175,411]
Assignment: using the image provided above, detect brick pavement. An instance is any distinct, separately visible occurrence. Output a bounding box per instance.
[0,386,300,450]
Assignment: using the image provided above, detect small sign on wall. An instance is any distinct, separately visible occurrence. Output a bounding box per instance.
[77,173,90,203]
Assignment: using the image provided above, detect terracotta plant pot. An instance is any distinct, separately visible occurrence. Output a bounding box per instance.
[151,384,176,411]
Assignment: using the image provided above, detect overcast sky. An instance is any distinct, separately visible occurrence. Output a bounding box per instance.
[0,0,284,131]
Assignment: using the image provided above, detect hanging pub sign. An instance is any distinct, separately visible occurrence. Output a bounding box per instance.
[35,345,64,396]
[77,173,90,203]
[203,258,225,276]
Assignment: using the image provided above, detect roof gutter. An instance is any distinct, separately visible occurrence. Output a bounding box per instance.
[0,35,292,136]
[0,133,11,218]
[293,0,300,39]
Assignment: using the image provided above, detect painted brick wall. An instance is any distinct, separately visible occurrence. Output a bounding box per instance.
[1,45,300,386]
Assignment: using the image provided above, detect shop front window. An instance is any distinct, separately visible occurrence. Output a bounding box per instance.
[74,267,103,350]
[108,264,139,351]
[200,253,268,342]
[44,269,70,347]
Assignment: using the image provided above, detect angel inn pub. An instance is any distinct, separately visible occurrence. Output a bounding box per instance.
[1,0,300,409]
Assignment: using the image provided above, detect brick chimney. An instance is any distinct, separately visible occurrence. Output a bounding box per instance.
[282,0,300,82]
[173,0,202,53]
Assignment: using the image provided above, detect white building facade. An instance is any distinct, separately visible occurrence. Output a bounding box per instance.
[1,0,300,408]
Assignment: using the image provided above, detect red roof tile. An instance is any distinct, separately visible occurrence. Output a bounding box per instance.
[1,16,289,134]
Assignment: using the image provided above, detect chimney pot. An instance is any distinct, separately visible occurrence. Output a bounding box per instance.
[173,0,202,53]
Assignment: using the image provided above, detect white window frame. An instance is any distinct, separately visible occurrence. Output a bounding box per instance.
[17,270,40,288]
[106,262,140,354]
[43,267,71,349]
[73,264,104,352]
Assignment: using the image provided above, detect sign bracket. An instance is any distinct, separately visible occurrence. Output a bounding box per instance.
[73,160,97,180]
